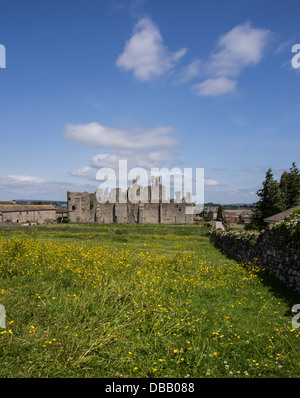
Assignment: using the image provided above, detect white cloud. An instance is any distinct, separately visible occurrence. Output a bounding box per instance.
[116,17,187,81]
[247,166,266,173]
[91,153,121,169]
[71,149,177,179]
[64,122,222,190]
[175,59,202,84]
[204,178,220,186]
[6,175,46,184]
[193,77,236,97]
[192,22,272,97]
[70,166,97,178]
[0,175,97,201]
[65,121,181,179]
[273,38,294,55]
[208,22,272,77]
[64,122,180,150]
[115,19,272,96]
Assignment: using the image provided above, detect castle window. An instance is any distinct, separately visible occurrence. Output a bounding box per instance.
[72,205,76,211]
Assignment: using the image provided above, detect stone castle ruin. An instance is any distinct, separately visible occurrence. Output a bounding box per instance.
[67,177,194,224]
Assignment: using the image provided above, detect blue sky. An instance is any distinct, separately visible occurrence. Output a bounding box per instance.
[0,0,299,203]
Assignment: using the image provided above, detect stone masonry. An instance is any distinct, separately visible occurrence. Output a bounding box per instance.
[0,204,56,225]
[210,216,300,293]
[67,177,194,225]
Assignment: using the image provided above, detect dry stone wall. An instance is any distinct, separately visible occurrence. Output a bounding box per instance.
[210,217,300,293]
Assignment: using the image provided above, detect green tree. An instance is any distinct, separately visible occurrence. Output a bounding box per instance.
[249,168,284,230]
[280,162,300,210]
[217,205,223,221]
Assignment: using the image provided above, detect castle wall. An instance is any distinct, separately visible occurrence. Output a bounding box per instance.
[114,203,128,224]
[141,203,160,224]
[160,202,194,224]
[127,203,139,224]
[67,184,194,225]
[95,202,114,224]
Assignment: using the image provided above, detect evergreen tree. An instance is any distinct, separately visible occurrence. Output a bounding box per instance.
[279,170,290,209]
[249,168,284,230]
[217,205,223,221]
[280,162,300,209]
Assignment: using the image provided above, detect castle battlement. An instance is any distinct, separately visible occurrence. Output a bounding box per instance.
[67,178,194,224]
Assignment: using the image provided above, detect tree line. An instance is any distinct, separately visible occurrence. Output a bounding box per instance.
[247,162,300,230]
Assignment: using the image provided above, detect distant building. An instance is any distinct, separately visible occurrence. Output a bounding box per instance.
[0,200,16,205]
[205,209,218,221]
[239,210,253,224]
[223,210,239,223]
[223,209,253,223]
[0,204,56,225]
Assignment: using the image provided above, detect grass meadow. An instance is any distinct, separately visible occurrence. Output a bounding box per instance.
[1,223,300,378]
